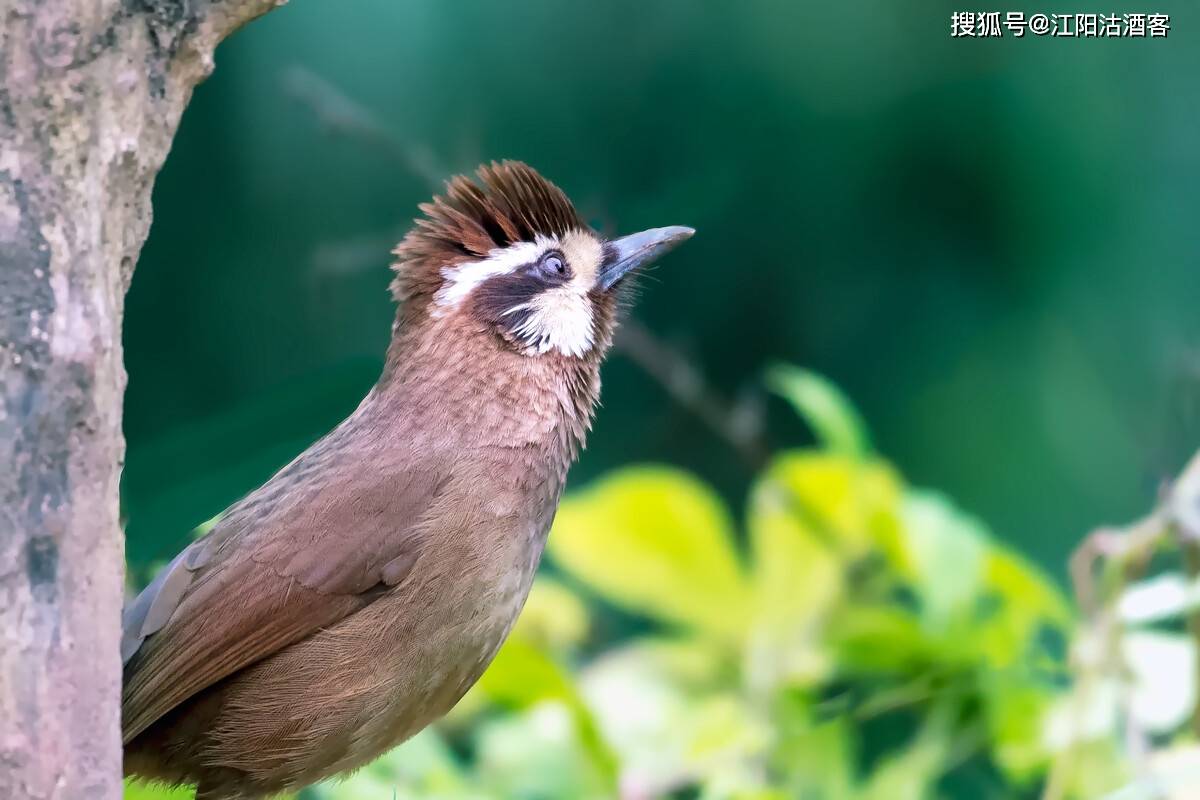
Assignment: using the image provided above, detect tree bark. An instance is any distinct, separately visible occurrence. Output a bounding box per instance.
[0,1,286,797]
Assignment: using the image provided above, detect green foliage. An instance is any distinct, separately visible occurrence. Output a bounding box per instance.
[548,468,750,641]
[123,781,194,800]
[1036,456,1200,799]
[128,368,1200,800]
[514,368,1074,798]
[766,364,871,458]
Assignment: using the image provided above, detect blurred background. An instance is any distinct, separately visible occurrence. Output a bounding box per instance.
[120,2,1200,798]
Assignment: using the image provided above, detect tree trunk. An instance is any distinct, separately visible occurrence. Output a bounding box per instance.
[0,1,286,797]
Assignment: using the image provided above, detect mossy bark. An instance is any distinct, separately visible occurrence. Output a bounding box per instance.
[0,2,285,797]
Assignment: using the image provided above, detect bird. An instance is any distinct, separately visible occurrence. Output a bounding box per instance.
[120,160,694,799]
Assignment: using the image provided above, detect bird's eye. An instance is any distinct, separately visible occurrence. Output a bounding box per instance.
[539,253,566,278]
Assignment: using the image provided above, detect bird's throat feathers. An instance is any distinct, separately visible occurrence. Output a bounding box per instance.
[377,307,605,462]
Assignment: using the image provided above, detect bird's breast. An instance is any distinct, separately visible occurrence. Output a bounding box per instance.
[344,513,546,745]
[372,507,550,686]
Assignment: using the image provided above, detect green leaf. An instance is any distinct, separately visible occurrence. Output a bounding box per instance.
[978,546,1071,669]
[766,364,870,457]
[769,701,857,798]
[478,637,575,707]
[1048,738,1130,799]
[754,451,903,560]
[192,512,222,539]
[509,578,590,653]
[474,702,611,800]
[124,781,195,800]
[985,548,1071,626]
[899,491,987,629]
[580,639,762,796]
[549,466,750,640]
[720,790,792,800]
[858,717,950,800]
[310,729,468,799]
[477,638,619,789]
[830,605,943,675]
[982,676,1057,779]
[579,641,698,791]
[746,474,843,688]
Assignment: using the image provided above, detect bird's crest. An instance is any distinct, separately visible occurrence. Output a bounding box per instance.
[392,161,587,302]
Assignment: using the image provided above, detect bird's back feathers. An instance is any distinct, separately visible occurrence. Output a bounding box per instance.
[121,415,447,744]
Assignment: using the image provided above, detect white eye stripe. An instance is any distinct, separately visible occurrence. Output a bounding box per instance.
[429,230,602,357]
[432,236,557,312]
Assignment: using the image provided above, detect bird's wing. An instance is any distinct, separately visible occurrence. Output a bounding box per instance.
[121,453,445,744]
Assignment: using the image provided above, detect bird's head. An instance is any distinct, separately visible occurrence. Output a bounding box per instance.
[391,161,692,361]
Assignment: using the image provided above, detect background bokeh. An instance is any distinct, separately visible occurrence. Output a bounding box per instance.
[118,2,1200,798]
[123,0,1198,577]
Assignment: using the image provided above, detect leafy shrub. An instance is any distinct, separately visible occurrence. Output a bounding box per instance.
[127,368,1200,799]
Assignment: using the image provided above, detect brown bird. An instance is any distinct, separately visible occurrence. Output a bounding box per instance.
[120,161,693,799]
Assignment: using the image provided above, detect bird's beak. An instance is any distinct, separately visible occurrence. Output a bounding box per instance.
[598,225,695,291]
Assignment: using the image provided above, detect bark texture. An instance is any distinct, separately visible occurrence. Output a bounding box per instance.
[0,1,286,797]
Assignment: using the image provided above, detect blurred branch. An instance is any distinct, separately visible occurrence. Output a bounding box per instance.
[282,66,440,279]
[308,230,403,279]
[282,65,447,190]
[614,320,769,469]
[1070,455,1200,619]
[1068,518,1162,620]
[1053,452,1200,799]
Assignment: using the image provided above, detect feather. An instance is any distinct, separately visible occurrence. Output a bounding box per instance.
[120,425,448,744]
[391,161,586,303]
